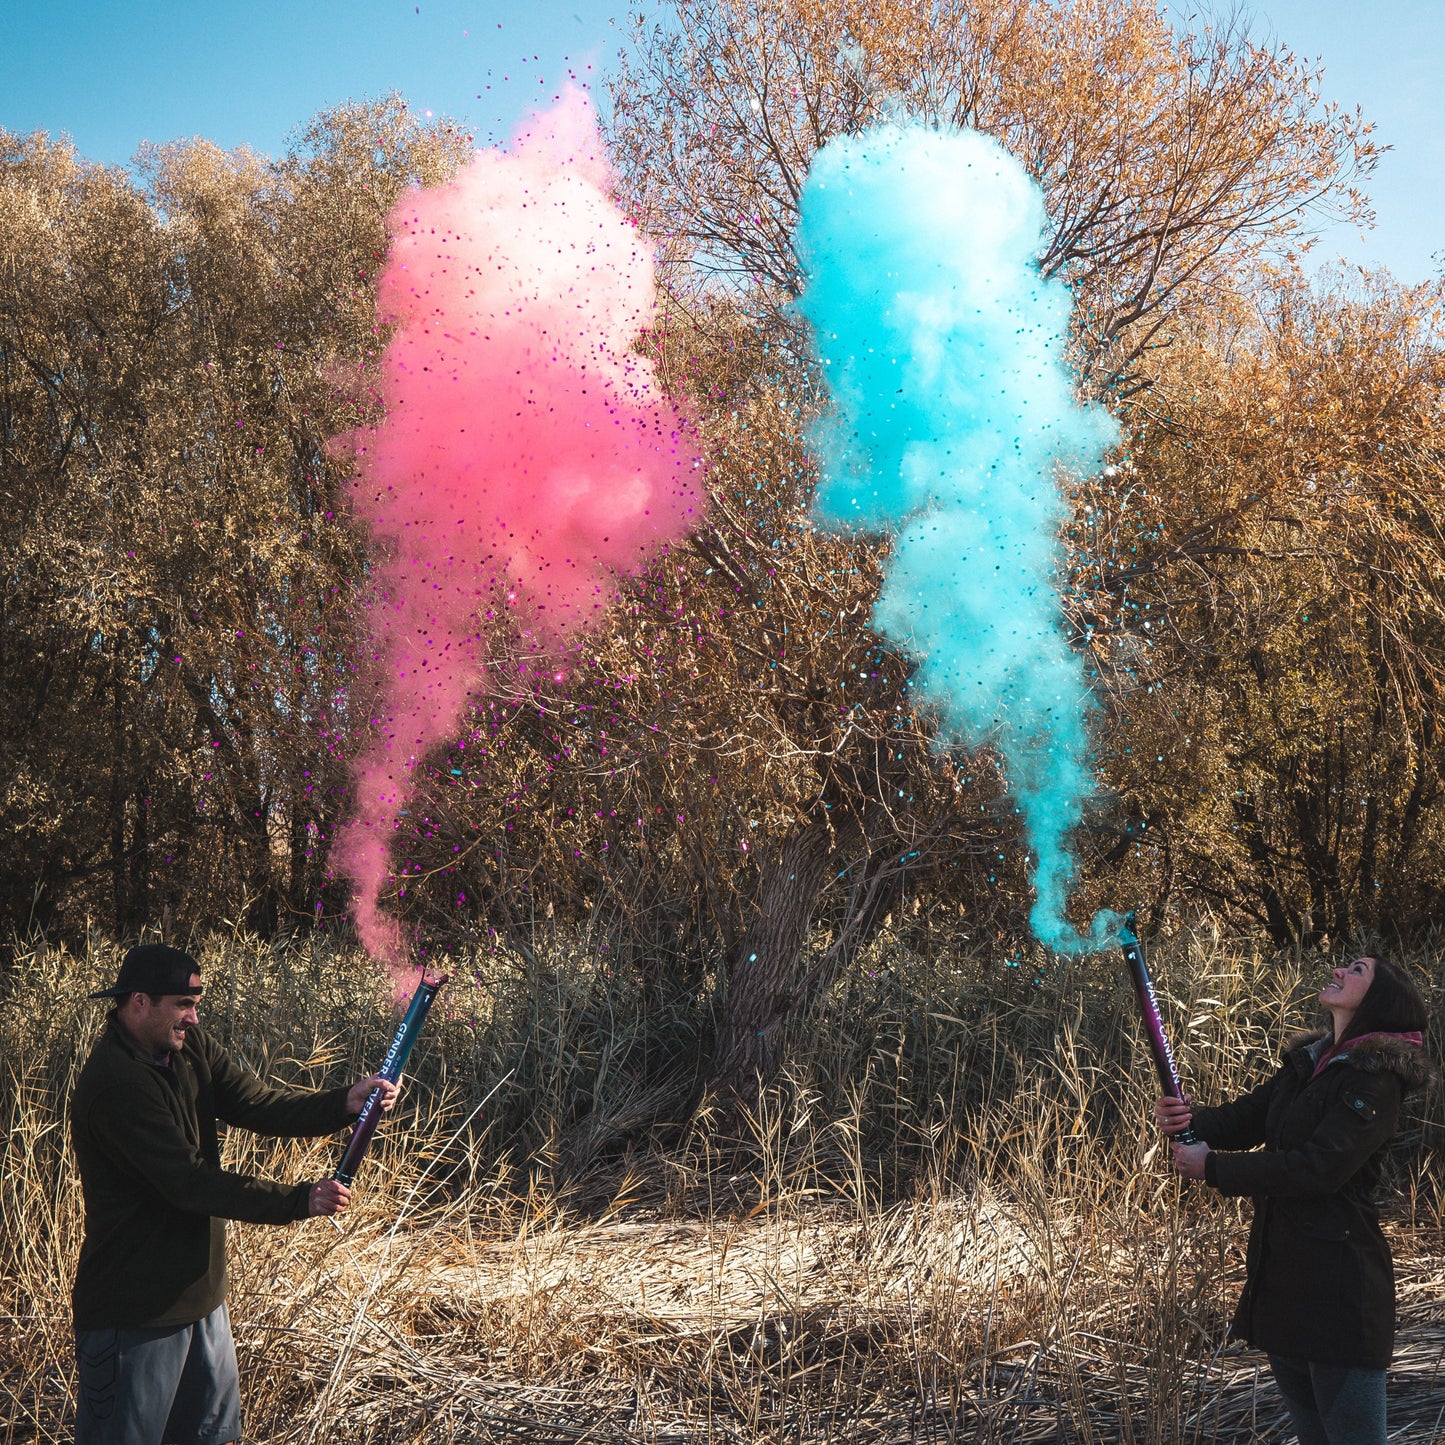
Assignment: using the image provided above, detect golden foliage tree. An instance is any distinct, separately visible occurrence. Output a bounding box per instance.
[4,4,1437,1139]
[498,0,1382,1107]
[609,0,1376,387]
[0,102,469,941]
[343,3,1401,1118]
[1071,267,1445,944]
[390,308,1019,1083]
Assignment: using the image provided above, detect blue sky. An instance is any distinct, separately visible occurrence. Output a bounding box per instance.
[1,1,1439,283]
[0,1,624,155]
[1235,0,1443,283]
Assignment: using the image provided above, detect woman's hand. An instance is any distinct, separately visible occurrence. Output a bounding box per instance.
[1170,1140,1211,1181]
[1154,1093,1194,1136]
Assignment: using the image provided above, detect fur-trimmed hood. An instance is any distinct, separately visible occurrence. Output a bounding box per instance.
[1282,1027,1438,1095]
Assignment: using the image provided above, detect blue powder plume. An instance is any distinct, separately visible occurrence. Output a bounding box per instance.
[796,121,1124,953]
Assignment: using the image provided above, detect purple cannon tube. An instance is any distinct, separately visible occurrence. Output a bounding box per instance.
[1120,914,1198,1145]
[334,973,447,1185]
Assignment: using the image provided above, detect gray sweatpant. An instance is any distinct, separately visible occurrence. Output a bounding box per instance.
[75,1303,240,1445]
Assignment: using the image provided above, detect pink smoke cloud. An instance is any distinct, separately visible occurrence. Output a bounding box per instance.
[334,89,702,969]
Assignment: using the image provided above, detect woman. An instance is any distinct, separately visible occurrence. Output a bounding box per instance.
[1156,954,1435,1445]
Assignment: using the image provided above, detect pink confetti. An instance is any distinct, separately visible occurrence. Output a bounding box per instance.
[334,88,702,970]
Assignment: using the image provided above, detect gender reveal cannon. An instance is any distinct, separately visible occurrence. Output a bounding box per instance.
[1120,914,1198,1144]
[334,972,448,1185]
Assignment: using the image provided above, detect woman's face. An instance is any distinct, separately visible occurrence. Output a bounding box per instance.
[1319,956,1376,1016]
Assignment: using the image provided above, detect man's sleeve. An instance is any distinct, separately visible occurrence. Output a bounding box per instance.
[87,1069,313,1223]
[202,1033,355,1138]
[1208,1070,1402,1198]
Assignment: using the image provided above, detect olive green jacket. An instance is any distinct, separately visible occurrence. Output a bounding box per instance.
[70,1018,353,1330]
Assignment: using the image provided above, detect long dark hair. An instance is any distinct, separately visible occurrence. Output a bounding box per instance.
[1338,956,1430,1045]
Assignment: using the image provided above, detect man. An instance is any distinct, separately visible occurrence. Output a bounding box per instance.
[70,942,399,1445]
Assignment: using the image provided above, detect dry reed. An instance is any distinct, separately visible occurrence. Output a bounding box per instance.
[2,922,1442,1442]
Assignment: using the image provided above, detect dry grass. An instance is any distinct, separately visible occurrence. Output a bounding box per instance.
[2,923,1443,1442]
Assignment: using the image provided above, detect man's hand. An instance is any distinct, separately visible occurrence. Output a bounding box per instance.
[1170,1140,1212,1181]
[1154,1093,1194,1136]
[345,1075,400,1117]
[309,1179,351,1216]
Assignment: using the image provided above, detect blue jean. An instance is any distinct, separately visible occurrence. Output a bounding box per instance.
[1267,1354,1386,1445]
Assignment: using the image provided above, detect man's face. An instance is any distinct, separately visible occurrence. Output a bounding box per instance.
[123,975,203,1057]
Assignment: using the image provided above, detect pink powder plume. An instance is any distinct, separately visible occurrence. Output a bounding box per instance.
[334,88,702,969]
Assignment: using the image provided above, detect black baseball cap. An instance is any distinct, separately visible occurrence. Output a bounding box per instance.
[90,944,203,1000]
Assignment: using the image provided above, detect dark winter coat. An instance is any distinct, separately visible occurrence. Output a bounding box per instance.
[70,1019,354,1331]
[1191,1029,1435,1368]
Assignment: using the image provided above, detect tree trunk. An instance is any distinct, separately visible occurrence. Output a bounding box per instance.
[289,775,310,921]
[1232,794,1296,945]
[109,646,127,937]
[705,811,854,1119]
[129,783,149,927]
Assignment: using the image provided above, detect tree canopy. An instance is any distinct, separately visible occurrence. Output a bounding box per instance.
[2,2,1441,1107]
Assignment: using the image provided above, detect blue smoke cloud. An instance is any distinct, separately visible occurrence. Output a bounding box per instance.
[796,121,1124,953]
